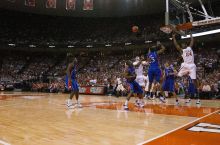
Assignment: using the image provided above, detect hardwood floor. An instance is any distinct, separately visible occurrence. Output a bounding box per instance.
[0,92,219,145]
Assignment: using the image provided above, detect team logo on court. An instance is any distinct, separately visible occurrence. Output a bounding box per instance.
[188,123,220,133]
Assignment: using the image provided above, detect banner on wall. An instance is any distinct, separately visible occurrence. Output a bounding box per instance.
[46,0,56,8]
[66,0,76,10]
[79,86,105,95]
[83,0,93,10]
[25,0,36,7]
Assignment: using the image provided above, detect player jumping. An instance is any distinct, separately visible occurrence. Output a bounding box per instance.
[147,41,166,103]
[172,33,200,104]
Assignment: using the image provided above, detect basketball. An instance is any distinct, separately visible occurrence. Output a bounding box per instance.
[132,26,139,33]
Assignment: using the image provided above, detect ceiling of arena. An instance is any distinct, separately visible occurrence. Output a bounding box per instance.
[0,0,218,17]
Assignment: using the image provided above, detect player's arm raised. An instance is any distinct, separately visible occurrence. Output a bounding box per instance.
[172,33,182,53]
[189,33,194,48]
[157,41,166,55]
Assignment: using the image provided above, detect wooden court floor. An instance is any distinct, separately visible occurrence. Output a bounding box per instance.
[0,92,219,145]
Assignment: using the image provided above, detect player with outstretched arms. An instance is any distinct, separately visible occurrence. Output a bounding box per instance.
[147,41,166,103]
[172,33,200,104]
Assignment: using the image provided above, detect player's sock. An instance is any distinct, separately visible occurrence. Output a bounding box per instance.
[125,100,128,106]
[156,91,160,97]
[124,100,129,110]
[164,91,169,98]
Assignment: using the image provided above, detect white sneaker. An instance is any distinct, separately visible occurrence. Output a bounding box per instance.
[185,99,191,104]
[150,95,156,100]
[196,100,201,104]
[159,96,166,103]
[76,103,83,108]
[144,94,148,99]
[139,103,145,108]
[124,105,129,110]
[66,99,73,108]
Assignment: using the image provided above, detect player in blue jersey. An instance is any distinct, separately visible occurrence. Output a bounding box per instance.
[147,41,166,103]
[66,57,82,108]
[162,62,179,105]
[123,61,144,110]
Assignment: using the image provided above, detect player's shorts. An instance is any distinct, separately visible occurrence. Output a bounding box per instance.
[188,83,196,94]
[162,79,175,92]
[65,76,79,91]
[127,81,143,94]
[148,68,161,83]
[178,63,196,79]
[116,84,125,92]
[135,76,145,87]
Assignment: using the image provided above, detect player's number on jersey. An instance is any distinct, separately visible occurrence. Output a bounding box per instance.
[149,56,155,63]
[188,123,220,133]
[185,51,192,57]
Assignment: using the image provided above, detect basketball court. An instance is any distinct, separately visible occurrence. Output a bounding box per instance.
[0,92,219,145]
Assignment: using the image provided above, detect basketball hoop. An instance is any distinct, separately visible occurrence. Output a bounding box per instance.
[160,25,173,34]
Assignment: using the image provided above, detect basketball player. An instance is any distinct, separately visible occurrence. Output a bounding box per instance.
[162,62,179,105]
[66,57,82,108]
[115,76,126,97]
[172,33,200,104]
[147,41,166,103]
[123,61,144,110]
[133,56,148,105]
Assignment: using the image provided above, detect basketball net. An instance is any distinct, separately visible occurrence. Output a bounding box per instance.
[161,0,220,36]
[160,24,186,36]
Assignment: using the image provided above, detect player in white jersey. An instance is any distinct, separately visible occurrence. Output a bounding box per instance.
[172,33,200,104]
[133,56,149,85]
[116,77,125,92]
[133,56,148,106]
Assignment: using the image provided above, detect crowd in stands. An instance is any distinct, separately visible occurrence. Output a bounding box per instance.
[0,45,219,99]
[0,9,219,99]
